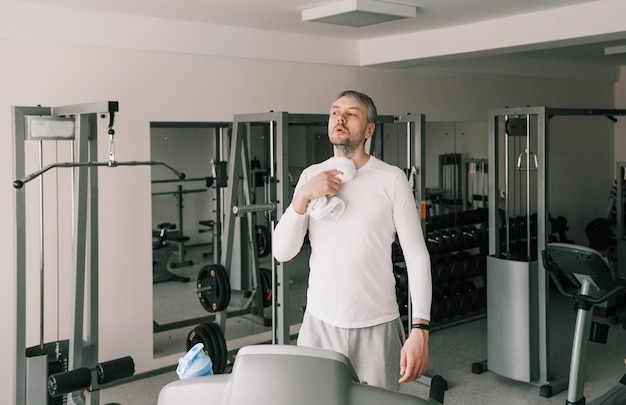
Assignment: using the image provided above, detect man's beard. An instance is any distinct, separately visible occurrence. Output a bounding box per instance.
[330,126,366,155]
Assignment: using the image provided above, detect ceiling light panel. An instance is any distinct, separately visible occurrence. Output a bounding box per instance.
[302,0,417,28]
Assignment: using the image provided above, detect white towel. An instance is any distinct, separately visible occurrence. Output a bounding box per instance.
[308,157,356,220]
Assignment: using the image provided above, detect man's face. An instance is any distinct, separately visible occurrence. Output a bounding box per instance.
[328,96,374,154]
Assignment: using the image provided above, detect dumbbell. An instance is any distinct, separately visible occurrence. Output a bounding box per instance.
[439,231,454,252]
[443,295,460,320]
[432,282,461,320]
[461,255,479,279]
[454,279,478,316]
[433,261,452,284]
[393,265,409,292]
[448,259,465,283]
[469,288,487,311]
[431,254,451,283]
[450,251,471,280]
[431,286,452,322]
[431,302,446,323]
[426,232,442,255]
[433,283,455,299]
[458,226,475,249]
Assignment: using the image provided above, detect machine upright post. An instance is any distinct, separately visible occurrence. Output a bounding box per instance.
[568,280,593,404]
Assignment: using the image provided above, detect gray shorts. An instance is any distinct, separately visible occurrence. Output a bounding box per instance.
[297,312,406,391]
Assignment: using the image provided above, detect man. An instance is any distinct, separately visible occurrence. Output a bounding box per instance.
[272,90,432,390]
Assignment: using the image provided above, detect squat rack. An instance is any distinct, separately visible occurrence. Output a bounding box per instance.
[219,112,332,345]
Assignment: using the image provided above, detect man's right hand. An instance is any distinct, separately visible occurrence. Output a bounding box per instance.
[292,169,343,214]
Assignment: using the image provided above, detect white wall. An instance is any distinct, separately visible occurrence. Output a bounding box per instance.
[0,38,619,404]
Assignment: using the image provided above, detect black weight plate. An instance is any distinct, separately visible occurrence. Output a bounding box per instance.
[259,268,272,308]
[256,225,271,258]
[186,325,207,352]
[213,265,231,311]
[197,264,231,312]
[206,322,228,374]
[186,326,200,351]
[196,266,218,312]
[199,323,218,374]
[202,323,222,374]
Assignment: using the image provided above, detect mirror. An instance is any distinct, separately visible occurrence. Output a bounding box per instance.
[150,122,228,359]
[424,121,489,215]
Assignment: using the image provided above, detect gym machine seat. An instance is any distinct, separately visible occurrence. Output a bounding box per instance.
[157,345,446,405]
[152,224,193,268]
[542,243,626,405]
[153,223,190,283]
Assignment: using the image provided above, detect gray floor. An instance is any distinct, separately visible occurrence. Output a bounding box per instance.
[101,245,626,405]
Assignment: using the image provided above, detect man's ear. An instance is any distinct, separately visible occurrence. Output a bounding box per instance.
[365,122,375,139]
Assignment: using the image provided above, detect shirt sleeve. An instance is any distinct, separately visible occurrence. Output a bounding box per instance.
[392,173,432,321]
[272,204,309,263]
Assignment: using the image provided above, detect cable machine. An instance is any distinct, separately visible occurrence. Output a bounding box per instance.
[13,102,183,405]
[472,106,626,398]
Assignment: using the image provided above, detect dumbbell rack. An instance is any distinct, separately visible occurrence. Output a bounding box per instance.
[425,208,488,328]
[393,208,489,330]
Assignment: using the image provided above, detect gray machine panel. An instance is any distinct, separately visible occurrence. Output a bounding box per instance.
[158,345,440,405]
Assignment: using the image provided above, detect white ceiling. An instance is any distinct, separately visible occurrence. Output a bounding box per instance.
[9,0,626,81]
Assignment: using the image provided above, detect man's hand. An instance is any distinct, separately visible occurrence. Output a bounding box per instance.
[291,169,343,214]
[399,327,429,383]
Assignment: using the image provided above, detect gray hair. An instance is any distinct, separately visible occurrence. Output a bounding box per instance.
[333,90,378,124]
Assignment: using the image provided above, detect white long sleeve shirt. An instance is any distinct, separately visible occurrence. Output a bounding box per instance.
[273,155,432,328]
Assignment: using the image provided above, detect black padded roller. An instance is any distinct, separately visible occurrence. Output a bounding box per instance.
[48,367,91,397]
[96,356,135,385]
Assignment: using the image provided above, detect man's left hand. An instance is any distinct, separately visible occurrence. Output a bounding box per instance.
[399,327,429,383]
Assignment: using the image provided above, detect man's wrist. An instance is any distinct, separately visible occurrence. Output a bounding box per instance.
[410,323,430,332]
